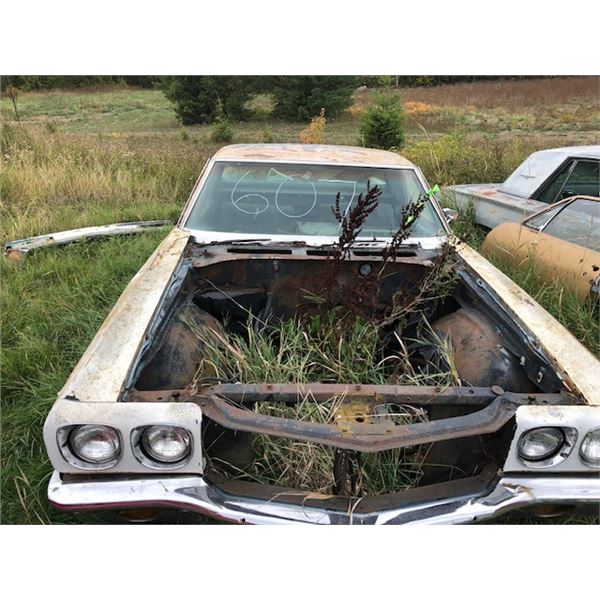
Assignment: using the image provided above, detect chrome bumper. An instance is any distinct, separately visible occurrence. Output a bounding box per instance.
[48,471,600,524]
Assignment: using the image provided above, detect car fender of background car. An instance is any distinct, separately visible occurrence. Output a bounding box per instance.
[445,145,600,229]
[40,144,600,524]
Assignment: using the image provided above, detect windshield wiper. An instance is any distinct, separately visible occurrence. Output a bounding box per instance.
[351,238,421,247]
[207,238,272,245]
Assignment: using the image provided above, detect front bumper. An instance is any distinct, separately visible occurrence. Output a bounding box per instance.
[48,470,600,524]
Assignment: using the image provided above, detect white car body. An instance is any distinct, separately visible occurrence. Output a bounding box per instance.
[445,145,600,229]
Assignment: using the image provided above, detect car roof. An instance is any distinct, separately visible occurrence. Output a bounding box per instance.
[212,144,416,168]
[499,145,600,199]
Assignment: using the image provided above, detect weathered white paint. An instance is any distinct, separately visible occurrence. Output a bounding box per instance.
[56,227,190,403]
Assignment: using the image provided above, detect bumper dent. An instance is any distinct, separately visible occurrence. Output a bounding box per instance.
[48,471,600,525]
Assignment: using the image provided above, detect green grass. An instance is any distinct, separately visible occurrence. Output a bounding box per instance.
[0,88,178,133]
[1,232,169,523]
[1,83,599,524]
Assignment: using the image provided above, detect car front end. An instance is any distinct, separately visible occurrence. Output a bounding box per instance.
[43,145,600,524]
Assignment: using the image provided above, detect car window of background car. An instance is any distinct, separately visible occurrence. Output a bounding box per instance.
[557,160,600,200]
[525,202,566,230]
[536,160,575,204]
[542,198,600,252]
[185,161,445,238]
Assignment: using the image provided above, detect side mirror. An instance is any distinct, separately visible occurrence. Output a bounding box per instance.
[443,208,458,225]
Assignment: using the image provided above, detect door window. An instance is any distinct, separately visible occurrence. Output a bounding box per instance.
[543,198,600,252]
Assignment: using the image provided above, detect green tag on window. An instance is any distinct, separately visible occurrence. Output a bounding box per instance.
[426,184,440,197]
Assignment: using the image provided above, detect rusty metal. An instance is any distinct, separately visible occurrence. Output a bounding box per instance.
[191,389,569,453]
[432,307,535,391]
[457,243,600,404]
[128,384,570,406]
[136,304,223,391]
[189,248,433,269]
[211,143,417,169]
[333,449,359,496]
[198,383,569,406]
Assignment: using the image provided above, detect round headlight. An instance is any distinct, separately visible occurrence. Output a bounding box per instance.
[580,428,600,467]
[518,427,564,462]
[141,425,191,464]
[70,425,121,464]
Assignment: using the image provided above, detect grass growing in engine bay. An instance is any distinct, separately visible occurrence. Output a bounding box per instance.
[184,309,457,495]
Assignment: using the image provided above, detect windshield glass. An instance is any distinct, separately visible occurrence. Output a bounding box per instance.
[185,161,445,238]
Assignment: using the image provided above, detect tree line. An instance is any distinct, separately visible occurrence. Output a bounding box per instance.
[1,75,563,126]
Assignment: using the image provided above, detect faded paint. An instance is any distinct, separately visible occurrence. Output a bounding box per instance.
[212,143,415,168]
[56,227,191,403]
[482,222,600,300]
[457,242,600,405]
[444,184,545,228]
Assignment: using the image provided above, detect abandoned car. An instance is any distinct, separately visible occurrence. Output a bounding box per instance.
[44,144,600,524]
[446,145,600,229]
[482,195,600,301]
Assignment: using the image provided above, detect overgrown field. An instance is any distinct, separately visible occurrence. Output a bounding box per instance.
[1,78,599,524]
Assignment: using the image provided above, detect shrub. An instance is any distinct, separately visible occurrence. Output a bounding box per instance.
[359,94,405,150]
[298,108,326,144]
[209,102,234,143]
[271,76,357,122]
[261,126,275,143]
[162,76,251,125]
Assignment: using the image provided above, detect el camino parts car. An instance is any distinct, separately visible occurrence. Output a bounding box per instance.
[43,144,600,524]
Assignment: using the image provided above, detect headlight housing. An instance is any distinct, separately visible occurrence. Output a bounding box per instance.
[518,427,565,462]
[58,424,122,469]
[136,425,192,467]
[580,428,600,467]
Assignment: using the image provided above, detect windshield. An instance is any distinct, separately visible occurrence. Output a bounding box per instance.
[185,161,445,239]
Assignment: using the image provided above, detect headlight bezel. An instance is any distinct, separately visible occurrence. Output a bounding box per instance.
[517,426,577,468]
[580,427,600,468]
[57,424,122,470]
[131,424,193,469]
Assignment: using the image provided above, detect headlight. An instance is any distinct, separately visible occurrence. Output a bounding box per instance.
[580,428,600,467]
[141,425,191,464]
[518,427,564,462]
[69,425,121,464]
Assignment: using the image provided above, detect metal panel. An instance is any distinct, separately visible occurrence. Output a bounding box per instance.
[4,220,172,259]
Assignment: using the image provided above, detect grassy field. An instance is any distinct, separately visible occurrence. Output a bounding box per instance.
[1,78,599,524]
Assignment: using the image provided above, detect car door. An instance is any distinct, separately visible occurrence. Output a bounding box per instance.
[520,197,600,298]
